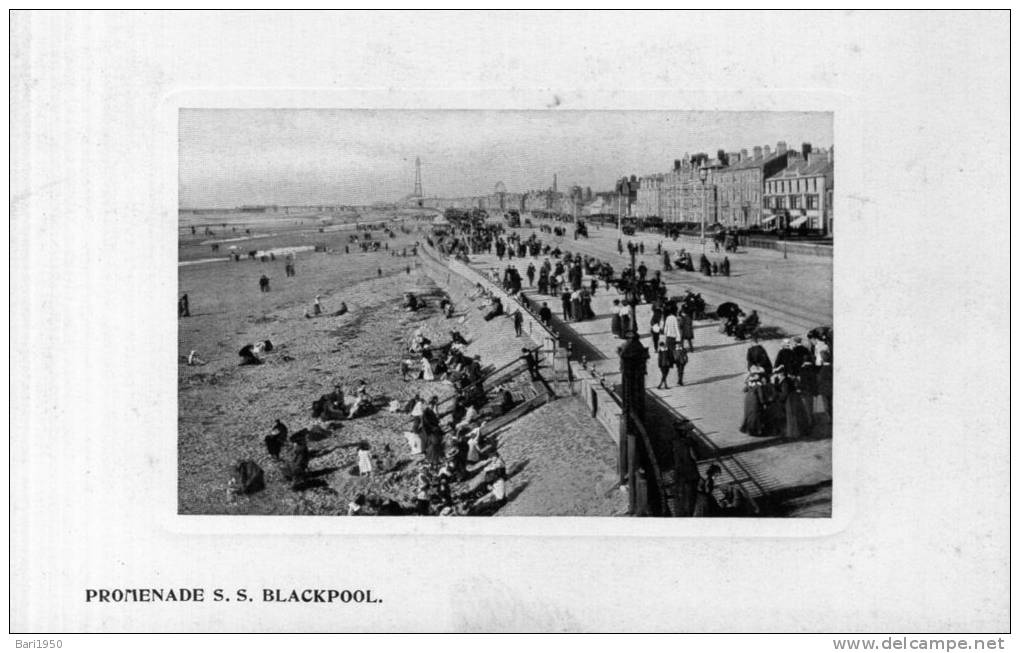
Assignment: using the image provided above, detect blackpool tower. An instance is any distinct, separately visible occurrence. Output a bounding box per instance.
[413,156,423,204]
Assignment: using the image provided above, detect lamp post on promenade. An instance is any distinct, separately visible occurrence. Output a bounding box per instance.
[698,166,708,254]
[618,246,649,515]
[617,178,624,233]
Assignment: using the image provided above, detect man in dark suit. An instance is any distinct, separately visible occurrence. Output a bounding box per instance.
[538,302,552,325]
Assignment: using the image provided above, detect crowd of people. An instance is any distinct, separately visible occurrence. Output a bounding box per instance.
[740,332,833,439]
[223,240,529,516]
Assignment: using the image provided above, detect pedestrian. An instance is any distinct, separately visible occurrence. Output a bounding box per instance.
[790,336,812,375]
[618,301,631,338]
[693,464,722,517]
[656,342,672,389]
[513,310,523,337]
[809,333,831,366]
[746,337,773,378]
[680,310,695,352]
[178,293,190,318]
[816,350,833,421]
[560,290,572,321]
[313,295,322,316]
[798,359,818,429]
[258,274,270,292]
[774,366,811,439]
[774,339,796,375]
[522,347,540,381]
[663,307,680,353]
[671,421,701,516]
[673,342,688,386]
[740,366,768,437]
[538,302,552,325]
[650,315,662,351]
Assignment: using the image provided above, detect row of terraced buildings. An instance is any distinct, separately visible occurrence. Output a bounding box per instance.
[633,141,834,235]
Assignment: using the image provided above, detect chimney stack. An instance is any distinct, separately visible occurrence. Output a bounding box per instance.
[674,159,682,171]
[802,142,812,159]
[728,151,739,164]
[753,146,762,160]
[777,141,788,155]
[740,148,748,161]
[763,145,772,157]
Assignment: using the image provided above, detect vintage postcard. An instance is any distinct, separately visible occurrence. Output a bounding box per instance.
[10,10,1009,636]
[177,108,834,521]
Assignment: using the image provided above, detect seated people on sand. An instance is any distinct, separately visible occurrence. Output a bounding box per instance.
[186,350,207,366]
[409,328,430,354]
[348,382,372,418]
[318,384,348,420]
[238,344,263,366]
[252,340,274,355]
[470,470,508,514]
[497,384,516,414]
[420,351,436,381]
[449,329,468,346]
[264,419,288,459]
[403,292,420,312]
[483,296,504,321]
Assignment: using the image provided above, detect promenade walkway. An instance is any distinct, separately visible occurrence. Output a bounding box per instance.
[465,226,832,517]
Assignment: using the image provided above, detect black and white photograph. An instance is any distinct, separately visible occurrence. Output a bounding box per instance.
[177,109,834,518]
[10,9,1010,638]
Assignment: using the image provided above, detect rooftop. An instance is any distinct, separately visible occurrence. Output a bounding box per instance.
[721,150,786,172]
[773,154,833,179]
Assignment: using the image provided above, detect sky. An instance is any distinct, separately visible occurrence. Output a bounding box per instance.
[178,109,832,208]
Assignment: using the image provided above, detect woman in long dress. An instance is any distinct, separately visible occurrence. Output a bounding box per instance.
[739,367,767,436]
[610,300,622,338]
[774,367,811,439]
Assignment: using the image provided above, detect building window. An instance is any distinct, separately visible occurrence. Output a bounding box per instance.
[789,195,800,209]
[806,195,818,209]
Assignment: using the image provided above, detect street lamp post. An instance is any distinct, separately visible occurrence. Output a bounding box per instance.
[699,166,708,254]
[617,179,624,233]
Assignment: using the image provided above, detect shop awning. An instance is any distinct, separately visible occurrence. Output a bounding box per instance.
[761,215,778,224]
[788,216,808,228]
